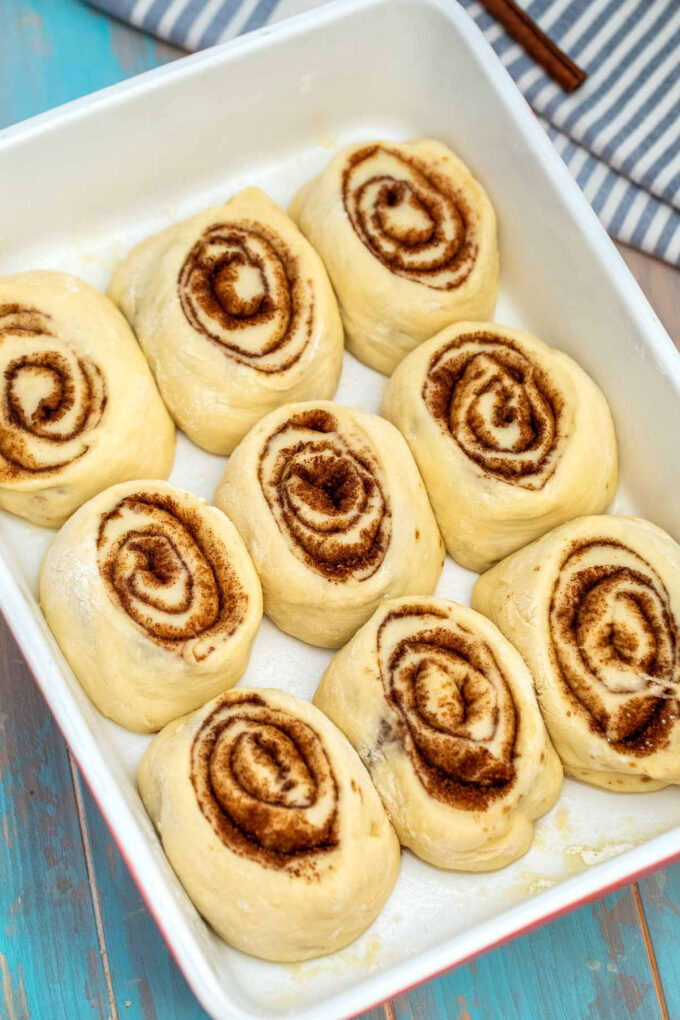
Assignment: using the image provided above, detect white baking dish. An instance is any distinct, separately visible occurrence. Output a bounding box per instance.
[1,0,679,1016]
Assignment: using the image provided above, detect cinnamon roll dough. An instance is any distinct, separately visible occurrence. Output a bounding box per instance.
[290,140,498,374]
[214,401,445,647]
[473,516,680,791]
[40,480,263,732]
[381,322,618,572]
[314,597,562,870]
[0,272,175,528]
[138,687,400,962]
[108,188,344,454]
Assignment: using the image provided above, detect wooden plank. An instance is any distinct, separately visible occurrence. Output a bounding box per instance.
[392,888,659,1020]
[638,871,680,1020]
[78,779,209,1019]
[0,627,110,1019]
[0,0,179,130]
[632,884,669,1020]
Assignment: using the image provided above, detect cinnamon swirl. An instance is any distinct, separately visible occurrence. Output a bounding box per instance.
[138,687,400,961]
[0,272,175,527]
[314,596,562,870]
[289,140,498,374]
[108,188,343,454]
[214,401,444,647]
[382,322,618,572]
[40,480,262,731]
[473,515,680,791]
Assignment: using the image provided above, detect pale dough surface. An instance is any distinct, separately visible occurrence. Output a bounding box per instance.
[214,400,445,647]
[0,272,175,527]
[40,480,263,732]
[473,515,680,791]
[381,321,618,572]
[290,139,498,374]
[108,188,344,454]
[314,596,562,870]
[138,686,400,962]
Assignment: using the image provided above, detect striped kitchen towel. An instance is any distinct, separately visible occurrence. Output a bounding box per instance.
[90,0,680,265]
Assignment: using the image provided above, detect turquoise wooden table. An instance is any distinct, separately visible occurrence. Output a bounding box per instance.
[1,3,680,1018]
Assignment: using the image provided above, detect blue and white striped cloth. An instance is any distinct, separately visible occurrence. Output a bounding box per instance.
[91,0,680,265]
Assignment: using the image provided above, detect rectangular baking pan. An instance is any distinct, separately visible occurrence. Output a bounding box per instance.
[1,0,679,1016]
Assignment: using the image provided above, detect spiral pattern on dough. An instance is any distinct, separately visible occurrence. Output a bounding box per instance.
[341,145,478,290]
[550,539,680,750]
[376,603,518,808]
[190,691,339,870]
[0,304,106,479]
[258,407,391,580]
[422,330,564,488]
[178,222,313,372]
[96,491,247,658]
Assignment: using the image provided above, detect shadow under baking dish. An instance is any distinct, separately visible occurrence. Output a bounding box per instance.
[0,0,679,1017]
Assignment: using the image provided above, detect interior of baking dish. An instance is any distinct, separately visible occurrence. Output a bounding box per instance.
[0,0,679,1016]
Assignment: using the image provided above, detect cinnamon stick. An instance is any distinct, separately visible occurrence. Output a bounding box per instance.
[477,0,587,93]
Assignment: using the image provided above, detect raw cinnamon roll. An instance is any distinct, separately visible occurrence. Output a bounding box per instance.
[382,322,618,572]
[138,687,400,961]
[214,401,444,647]
[290,140,498,374]
[473,516,680,791]
[0,272,174,527]
[314,597,562,870]
[108,188,343,454]
[40,480,262,731]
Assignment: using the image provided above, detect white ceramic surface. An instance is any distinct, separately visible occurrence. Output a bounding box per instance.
[0,0,679,1016]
